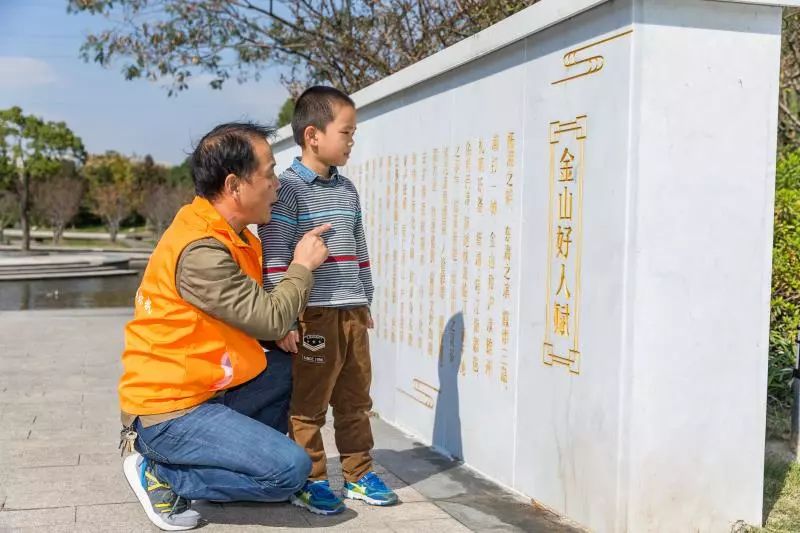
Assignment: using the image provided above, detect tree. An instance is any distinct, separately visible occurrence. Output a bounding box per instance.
[277,97,294,128]
[0,143,18,243]
[0,190,19,244]
[133,154,168,189]
[775,9,800,151]
[30,161,85,244]
[140,182,193,237]
[83,151,137,242]
[67,1,538,95]
[0,107,85,250]
[132,154,192,236]
[167,157,193,188]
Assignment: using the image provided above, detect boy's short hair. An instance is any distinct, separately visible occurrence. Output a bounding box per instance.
[291,86,355,147]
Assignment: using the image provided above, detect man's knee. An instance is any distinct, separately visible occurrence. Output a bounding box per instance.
[287,444,312,488]
[268,442,311,494]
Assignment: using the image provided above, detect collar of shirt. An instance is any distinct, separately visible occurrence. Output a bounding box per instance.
[189,196,258,250]
[291,156,340,184]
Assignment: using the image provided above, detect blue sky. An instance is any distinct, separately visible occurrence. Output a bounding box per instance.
[0,1,289,164]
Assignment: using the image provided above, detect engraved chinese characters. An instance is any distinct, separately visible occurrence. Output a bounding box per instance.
[345,131,519,392]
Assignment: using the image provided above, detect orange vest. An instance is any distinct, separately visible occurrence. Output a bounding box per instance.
[119,196,266,415]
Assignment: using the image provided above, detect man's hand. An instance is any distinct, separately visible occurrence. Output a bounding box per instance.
[367,316,374,329]
[277,330,300,353]
[292,224,331,271]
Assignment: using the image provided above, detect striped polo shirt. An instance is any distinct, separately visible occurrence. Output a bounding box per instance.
[259,157,374,308]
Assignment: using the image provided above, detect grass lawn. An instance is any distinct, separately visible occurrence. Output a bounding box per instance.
[52,238,155,248]
[2,237,155,249]
[758,455,800,532]
[68,224,148,234]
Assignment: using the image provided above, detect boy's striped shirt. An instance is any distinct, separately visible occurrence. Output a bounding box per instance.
[258,157,373,308]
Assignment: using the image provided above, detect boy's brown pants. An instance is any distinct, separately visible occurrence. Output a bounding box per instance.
[289,306,374,483]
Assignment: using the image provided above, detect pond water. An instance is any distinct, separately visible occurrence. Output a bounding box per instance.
[0,252,144,311]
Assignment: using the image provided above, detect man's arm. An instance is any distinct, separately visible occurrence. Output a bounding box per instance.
[176,238,312,340]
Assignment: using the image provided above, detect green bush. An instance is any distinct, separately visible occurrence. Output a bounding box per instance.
[769,151,800,435]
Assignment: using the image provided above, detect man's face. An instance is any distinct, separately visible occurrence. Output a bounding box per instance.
[239,138,279,225]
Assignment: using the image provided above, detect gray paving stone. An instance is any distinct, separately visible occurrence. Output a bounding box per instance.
[24,425,117,444]
[436,497,577,533]
[2,527,81,533]
[0,309,581,532]
[315,525,395,532]
[0,427,32,441]
[390,518,472,532]
[2,464,136,509]
[304,501,449,528]
[0,445,79,468]
[0,506,76,528]
[393,484,428,503]
[0,412,35,426]
[74,502,154,529]
[436,501,520,531]
[196,501,310,528]
[199,522,324,533]
[78,452,122,466]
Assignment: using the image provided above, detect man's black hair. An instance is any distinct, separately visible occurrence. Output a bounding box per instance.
[190,121,276,199]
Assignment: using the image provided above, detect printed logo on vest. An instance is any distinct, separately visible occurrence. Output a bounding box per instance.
[303,334,326,352]
[210,352,234,391]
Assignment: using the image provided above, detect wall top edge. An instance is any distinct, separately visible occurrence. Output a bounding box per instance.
[271,0,792,148]
[709,0,800,6]
[271,0,611,147]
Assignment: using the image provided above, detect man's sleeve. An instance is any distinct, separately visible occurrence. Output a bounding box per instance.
[354,190,374,306]
[258,183,300,291]
[176,238,313,340]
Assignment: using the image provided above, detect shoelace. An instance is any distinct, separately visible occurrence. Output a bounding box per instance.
[168,495,191,517]
[144,464,190,517]
[308,481,336,500]
[361,472,389,491]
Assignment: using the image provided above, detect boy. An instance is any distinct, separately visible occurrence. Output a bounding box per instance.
[259,86,398,515]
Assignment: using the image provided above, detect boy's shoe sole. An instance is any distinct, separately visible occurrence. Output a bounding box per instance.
[289,493,345,515]
[122,454,198,531]
[344,488,399,506]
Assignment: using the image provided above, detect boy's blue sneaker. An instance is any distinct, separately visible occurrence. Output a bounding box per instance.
[344,471,399,506]
[290,480,345,515]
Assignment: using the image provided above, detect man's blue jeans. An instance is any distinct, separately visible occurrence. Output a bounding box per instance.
[133,350,311,502]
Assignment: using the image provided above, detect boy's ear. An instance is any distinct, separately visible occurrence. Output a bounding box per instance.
[303,125,318,147]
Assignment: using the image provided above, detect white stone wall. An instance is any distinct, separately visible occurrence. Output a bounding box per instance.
[269,1,788,530]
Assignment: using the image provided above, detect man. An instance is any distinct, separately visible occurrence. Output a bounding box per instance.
[119,122,330,530]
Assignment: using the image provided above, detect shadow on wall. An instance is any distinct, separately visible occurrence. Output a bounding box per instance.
[432,311,464,460]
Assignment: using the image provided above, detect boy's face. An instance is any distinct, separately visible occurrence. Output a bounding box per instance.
[313,104,357,167]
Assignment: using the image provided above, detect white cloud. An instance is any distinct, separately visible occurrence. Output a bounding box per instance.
[0,57,58,89]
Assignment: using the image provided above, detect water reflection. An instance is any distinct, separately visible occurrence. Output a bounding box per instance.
[0,271,143,311]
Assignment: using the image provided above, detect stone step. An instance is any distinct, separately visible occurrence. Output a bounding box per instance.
[0,268,139,281]
[0,264,123,276]
[0,262,104,273]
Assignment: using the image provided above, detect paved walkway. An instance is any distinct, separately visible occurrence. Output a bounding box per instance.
[0,309,580,532]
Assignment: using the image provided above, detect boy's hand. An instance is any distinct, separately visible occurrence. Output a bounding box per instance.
[367,316,374,329]
[277,330,299,353]
[292,224,331,271]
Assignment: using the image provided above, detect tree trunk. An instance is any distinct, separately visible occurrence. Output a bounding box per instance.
[109,221,119,243]
[53,223,64,245]
[18,167,29,252]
